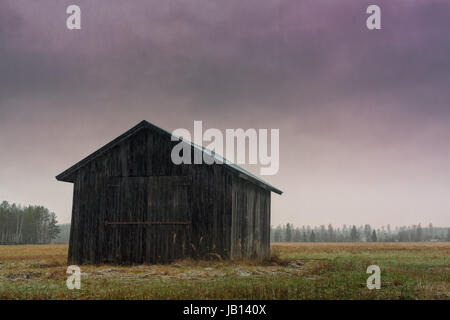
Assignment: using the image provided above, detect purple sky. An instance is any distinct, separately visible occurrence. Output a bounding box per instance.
[1,0,450,227]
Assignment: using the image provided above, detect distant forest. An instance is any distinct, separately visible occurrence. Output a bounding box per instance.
[271,223,450,242]
[2,200,450,244]
[0,201,60,244]
[53,223,450,244]
[52,223,450,244]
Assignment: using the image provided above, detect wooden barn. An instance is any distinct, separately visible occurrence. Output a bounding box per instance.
[56,121,282,264]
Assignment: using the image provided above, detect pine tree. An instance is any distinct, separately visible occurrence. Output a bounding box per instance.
[293,228,302,242]
[48,212,60,242]
[285,223,293,242]
[327,224,334,242]
[371,230,377,242]
[274,226,282,242]
[415,224,423,242]
[350,225,358,242]
[428,223,433,240]
[364,224,372,242]
[310,230,316,242]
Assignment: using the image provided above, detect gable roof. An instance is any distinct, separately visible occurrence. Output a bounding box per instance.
[56,120,282,195]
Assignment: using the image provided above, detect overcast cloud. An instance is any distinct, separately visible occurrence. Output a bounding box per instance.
[1,0,449,227]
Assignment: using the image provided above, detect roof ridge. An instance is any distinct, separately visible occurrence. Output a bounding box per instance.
[56,121,282,195]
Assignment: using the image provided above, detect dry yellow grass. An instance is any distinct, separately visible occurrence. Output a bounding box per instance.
[0,244,68,262]
[273,242,450,254]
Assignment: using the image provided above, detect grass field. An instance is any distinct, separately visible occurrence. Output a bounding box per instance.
[0,243,448,300]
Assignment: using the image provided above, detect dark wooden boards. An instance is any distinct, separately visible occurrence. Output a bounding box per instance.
[65,125,271,265]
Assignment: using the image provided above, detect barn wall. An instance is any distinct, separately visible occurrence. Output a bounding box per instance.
[190,165,232,260]
[67,127,233,264]
[230,176,271,261]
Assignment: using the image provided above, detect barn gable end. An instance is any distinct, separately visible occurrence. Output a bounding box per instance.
[57,121,282,264]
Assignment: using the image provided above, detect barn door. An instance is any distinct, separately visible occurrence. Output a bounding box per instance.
[103,176,191,264]
[145,176,191,263]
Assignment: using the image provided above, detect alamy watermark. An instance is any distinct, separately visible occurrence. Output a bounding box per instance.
[366,265,381,290]
[170,121,279,175]
[66,265,81,290]
[66,4,381,31]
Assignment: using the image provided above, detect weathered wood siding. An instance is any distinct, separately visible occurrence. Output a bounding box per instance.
[68,126,233,264]
[66,124,272,265]
[230,175,271,261]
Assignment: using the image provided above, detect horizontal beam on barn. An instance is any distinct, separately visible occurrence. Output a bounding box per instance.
[104,221,191,226]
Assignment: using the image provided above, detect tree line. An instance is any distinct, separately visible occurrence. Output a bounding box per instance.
[0,201,60,244]
[2,199,449,244]
[271,223,450,242]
